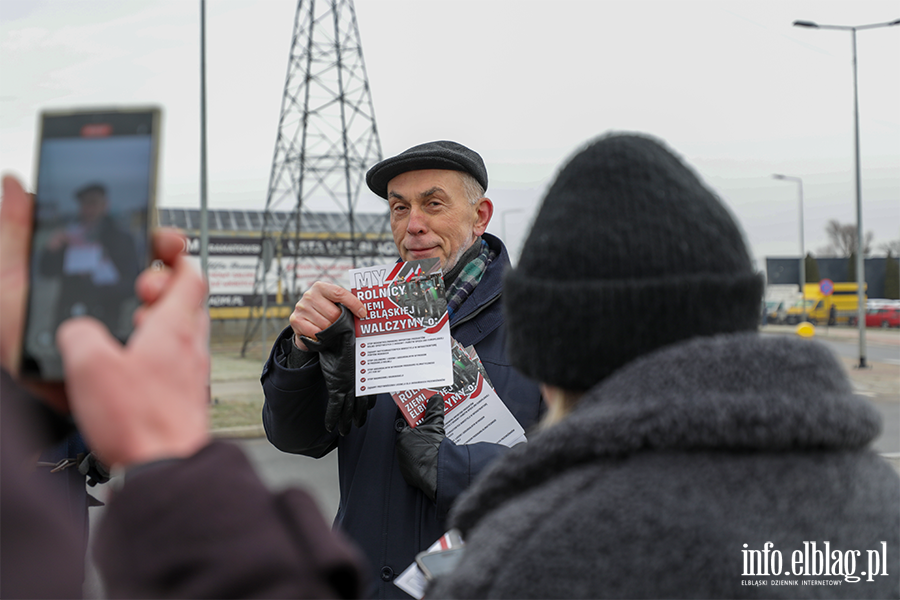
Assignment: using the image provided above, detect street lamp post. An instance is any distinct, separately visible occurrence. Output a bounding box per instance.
[793,17,900,369]
[773,174,806,322]
[200,0,209,285]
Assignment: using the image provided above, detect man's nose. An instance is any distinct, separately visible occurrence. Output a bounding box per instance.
[407,205,427,234]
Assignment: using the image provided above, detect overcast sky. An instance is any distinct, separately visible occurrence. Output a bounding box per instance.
[2,0,898,267]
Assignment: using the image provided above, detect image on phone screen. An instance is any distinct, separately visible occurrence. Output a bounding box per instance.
[21,108,160,381]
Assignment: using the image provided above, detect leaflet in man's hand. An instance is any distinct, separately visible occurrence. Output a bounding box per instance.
[350,258,453,396]
[391,340,526,448]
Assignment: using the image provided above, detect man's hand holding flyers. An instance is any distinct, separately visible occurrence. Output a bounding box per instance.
[289,281,366,351]
[301,305,376,435]
[286,281,371,435]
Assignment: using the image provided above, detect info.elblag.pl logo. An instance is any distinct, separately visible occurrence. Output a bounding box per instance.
[741,542,890,587]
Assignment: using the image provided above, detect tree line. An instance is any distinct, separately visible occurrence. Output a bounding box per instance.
[802,220,899,299]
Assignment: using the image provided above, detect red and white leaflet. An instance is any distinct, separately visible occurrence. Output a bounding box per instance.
[444,378,527,447]
[391,341,526,448]
[351,258,453,396]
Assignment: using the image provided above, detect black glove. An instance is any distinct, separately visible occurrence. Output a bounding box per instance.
[77,452,110,487]
[396,394,445,501]
[301,305,376,436]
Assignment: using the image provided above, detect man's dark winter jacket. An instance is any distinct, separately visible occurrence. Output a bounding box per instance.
[429,333,900,599]
[261,233,543,598]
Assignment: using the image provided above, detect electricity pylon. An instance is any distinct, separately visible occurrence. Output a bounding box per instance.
[242,0,393,357]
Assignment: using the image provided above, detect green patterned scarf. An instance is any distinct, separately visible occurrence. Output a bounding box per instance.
[445,239,496,318]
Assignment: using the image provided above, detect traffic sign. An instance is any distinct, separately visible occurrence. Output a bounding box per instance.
[819,279,834,296]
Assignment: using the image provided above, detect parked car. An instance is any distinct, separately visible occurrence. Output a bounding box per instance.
[764,300,786,324]
[865,307,900,328]
[784,299,816,325]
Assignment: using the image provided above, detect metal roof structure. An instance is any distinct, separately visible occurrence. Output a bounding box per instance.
[158,207,390,239]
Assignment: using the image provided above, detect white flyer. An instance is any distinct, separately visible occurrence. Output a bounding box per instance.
[445,378,527,448]
[63,243,103,275]
[350,258,453,396]
[391,341,527,448]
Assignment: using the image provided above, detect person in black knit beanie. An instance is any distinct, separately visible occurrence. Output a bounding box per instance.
[428,133,899,599]
[505,132,764,392]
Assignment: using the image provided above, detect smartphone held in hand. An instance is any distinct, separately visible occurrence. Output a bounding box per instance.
[21,107,161,381]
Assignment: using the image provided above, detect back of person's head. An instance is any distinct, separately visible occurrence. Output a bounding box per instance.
[504,132,764,392]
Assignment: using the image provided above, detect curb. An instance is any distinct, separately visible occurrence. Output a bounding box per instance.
[212,425,266,439]
[760,324,900,346]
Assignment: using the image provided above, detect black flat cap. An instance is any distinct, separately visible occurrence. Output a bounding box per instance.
[366,140,488,199]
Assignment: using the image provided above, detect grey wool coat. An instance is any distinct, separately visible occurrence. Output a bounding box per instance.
[428,333,899,599]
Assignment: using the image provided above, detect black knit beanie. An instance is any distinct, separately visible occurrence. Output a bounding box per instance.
[504,133,764,391]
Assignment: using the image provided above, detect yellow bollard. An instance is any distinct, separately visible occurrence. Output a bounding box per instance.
[796,322,815,338]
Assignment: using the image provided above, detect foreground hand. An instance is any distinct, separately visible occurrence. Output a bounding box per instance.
[396,394,445,501]
[0,175,67,411]
[57,245,210,468]
[0,176,33,376]
[289,281,366,351]
[132,228,186,324]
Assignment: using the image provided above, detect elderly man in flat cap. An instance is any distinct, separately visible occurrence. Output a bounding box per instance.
[261,141,543,598]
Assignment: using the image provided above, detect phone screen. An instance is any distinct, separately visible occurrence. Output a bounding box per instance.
[21,108,160,381]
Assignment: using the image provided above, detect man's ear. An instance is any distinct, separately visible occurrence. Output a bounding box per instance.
[473,198,493,236]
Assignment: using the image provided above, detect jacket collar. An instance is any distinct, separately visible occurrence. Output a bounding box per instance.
[449,232,508,327]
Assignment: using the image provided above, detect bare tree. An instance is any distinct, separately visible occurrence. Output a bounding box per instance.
[818,220,874,257]
[879,239,900,257]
